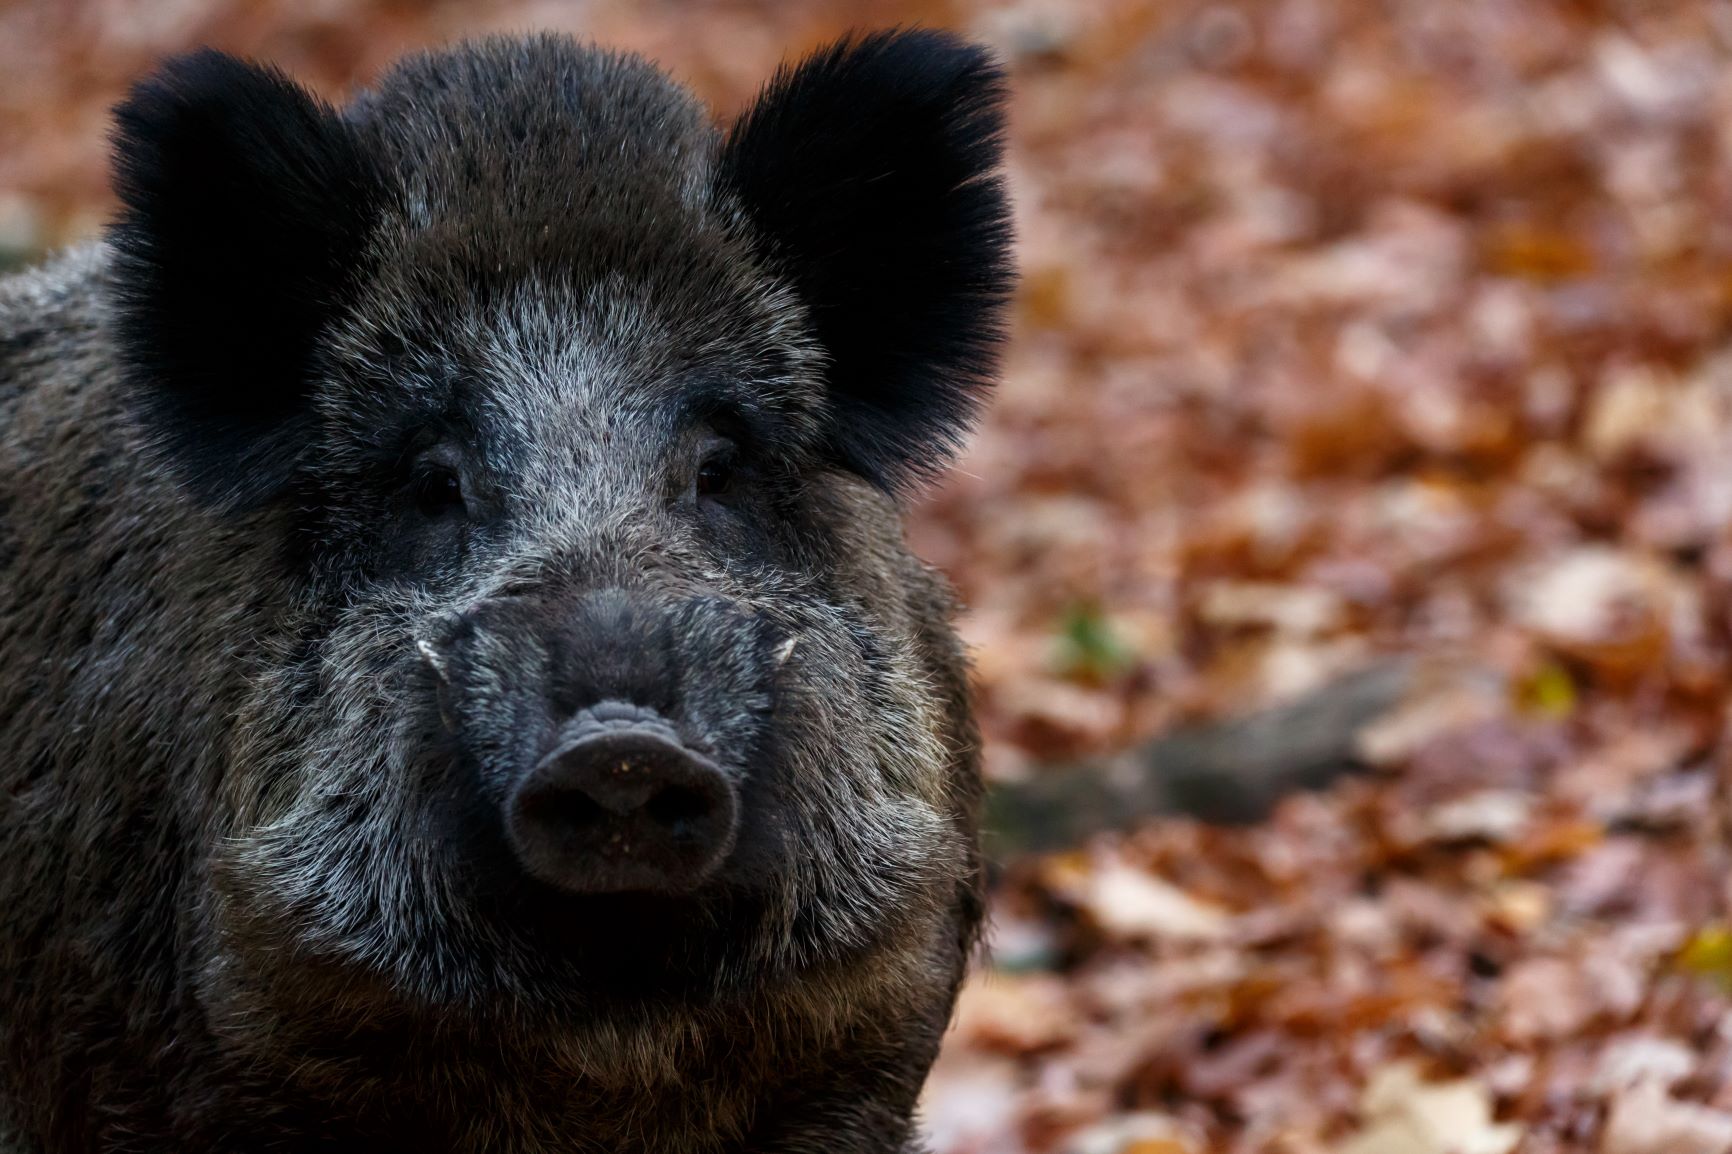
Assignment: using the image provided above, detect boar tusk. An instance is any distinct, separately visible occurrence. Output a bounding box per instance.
[416,637,450,683]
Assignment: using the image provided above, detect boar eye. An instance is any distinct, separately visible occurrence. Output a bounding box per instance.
[695,451,736,500]
[411,465,465,517]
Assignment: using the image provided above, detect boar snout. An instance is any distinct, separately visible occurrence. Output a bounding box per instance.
[423,588,779,897]
[509,703,739,894]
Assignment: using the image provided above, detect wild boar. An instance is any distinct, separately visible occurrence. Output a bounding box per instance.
[0,29,1012,1153]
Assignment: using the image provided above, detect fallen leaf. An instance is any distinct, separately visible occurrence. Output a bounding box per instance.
[1335,1062,1522,1154]
[1077,862,1233,943]
[1601,1080,1732,1154]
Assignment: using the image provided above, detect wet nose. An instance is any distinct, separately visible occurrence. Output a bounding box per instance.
[505,703,739,895]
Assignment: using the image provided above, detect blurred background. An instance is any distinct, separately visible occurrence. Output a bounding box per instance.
[7,1,1732,1150]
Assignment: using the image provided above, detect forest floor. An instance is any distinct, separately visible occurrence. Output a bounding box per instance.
[5,1,1732,1150]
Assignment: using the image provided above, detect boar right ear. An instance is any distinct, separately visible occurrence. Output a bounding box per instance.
[108,50,386,505]
[719,30,1015,494]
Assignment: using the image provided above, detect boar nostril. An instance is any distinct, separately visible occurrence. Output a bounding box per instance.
[645,785,711,834]
[534,788,606,829]
[505,710,739,896]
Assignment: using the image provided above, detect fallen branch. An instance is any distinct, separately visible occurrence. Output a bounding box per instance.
[982,662,1412,859]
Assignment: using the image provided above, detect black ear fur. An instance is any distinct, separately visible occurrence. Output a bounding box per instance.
[108,49,386,505]
[719,29,1015,493]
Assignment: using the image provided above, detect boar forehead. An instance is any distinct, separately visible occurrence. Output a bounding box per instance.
[329,37,827,497]
[353,36,727,289]
[407,277,815,507]
[356,36,715,227]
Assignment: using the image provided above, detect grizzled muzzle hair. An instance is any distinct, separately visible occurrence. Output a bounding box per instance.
[423,589,785,896]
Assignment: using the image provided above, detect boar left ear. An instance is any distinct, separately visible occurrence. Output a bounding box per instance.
[107,49,387,505]
[719,29,1015,493]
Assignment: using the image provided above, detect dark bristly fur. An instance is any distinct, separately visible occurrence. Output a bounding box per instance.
[0,30,1013,1154]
